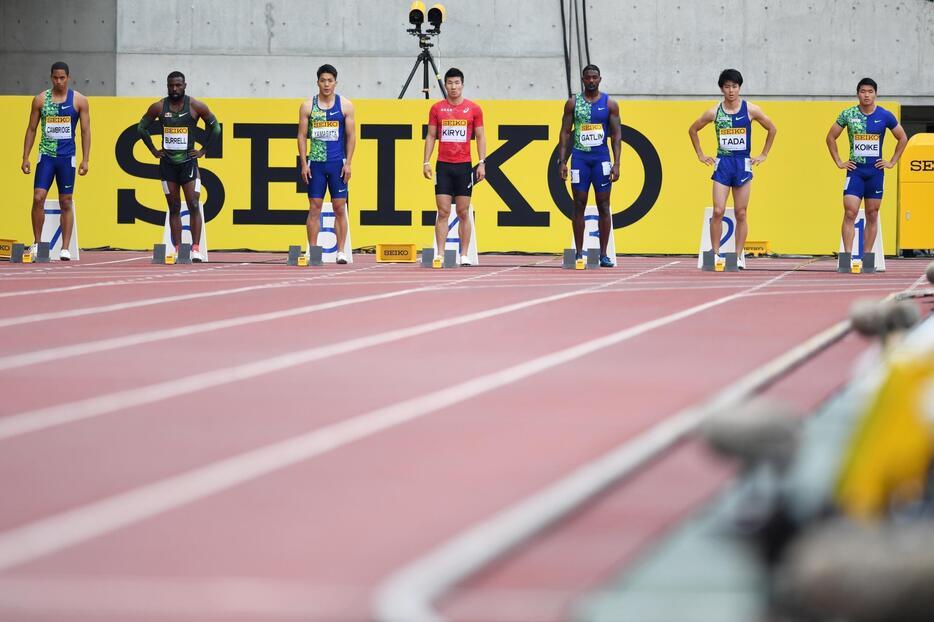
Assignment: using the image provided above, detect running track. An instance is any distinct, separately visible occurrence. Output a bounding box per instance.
[0,252,928,621]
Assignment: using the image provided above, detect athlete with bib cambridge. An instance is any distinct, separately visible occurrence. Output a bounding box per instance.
[138,71,221,263]
[689,69,776,270]
[558,65,621,269]
[826,78,907,273]
[423,68,486,268]
[298,64,356,264]
[21,61,91,261]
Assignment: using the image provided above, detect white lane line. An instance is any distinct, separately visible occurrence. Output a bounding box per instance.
[0,265,382,328]
[0,262,535,372]
[0,266,801,576]
[372,277,917,622]
[0,262,670,441]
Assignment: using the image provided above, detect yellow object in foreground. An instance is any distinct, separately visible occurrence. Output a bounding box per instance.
[377,243,417,262]
[165,254,176,265]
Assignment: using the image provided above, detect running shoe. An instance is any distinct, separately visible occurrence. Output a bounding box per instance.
[336,251,348,264]
[29,243,38,257]
[191,249,203,263]
[460,254,471,266]
[599,255,614,268]
[737,252,746,270]
[59,248,71,261]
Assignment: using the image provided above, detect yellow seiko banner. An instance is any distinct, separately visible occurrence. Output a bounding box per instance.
[0,97,898,254]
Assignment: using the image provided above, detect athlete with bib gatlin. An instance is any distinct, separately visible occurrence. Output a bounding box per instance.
[138,71,221,263]
[298,64,356,264]
[21,61,91,261]
[423,68,486,268]
[826,78,907,274]
[558,64,622,269]
[689,69,777,271]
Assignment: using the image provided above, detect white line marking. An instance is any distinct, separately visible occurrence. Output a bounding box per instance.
[0,262,670,441]
[373,283,931,622]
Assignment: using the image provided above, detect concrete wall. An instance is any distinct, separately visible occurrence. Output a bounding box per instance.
[0,0,116,95]
[2,1,932,103]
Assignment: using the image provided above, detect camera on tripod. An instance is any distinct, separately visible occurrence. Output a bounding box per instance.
[399,2,448,99]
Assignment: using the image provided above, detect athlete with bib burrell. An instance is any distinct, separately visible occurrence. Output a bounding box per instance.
[21,61,90,261]
[689,69,776,269]
[423,68,486,268]
[826,78,907,273]
[298,64,355,264]
[138,71,220,263]
[558,64,621,268]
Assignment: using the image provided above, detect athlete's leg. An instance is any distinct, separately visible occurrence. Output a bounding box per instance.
[306,198,324,249]
[731,181,752,258]
[31,187,49,244]
[862,198,882,255]
[435,194,453,255]
[710,181,731,255]
[841,194,862,254]
[163,181,183,248]
[180,178,202,248]
[572,190,589,257]
[331,198,348,252]
[58,194,75,249]
[594,191,612,257]
[454,195,471,256]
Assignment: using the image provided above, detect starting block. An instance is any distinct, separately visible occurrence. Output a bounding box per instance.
[10,243,25,263]
[701,250,738,272]
[34,242,50,263]
[308,245,323,266]
[176,243,192,264]
[586,248,600,268]
[421,248,435,268]
[562,248,576,269]
[443,249,458,268]
[152,244,167,264]
[287,245,302,266]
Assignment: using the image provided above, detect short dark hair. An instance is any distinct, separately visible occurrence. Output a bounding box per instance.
[167,70,185,82]
[857,77,878,93]
[51,61,69,76]
[317,64,338,79]
[444,67,464,82]
[582,64,601,76]
[718,68,743,88]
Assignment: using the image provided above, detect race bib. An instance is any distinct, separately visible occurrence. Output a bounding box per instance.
[311,120,340,141]
[579,123,605,148]
[854,133,881,158]
[718,127,747,151]
[162,126,188,151]
[44,116,72,140]
[440,119,468,143]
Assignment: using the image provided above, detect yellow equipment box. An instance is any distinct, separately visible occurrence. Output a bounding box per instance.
[0,239,14,260]
[743,241,770,257]
[899,133,934,250]
[376,243,417,262]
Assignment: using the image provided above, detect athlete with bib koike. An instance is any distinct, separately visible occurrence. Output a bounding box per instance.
[825,78,907,273]
[689,69,776,270]
[558,64,621,268]
[298,64,356,264]
[21,61,91,261]
[138,71,221,263]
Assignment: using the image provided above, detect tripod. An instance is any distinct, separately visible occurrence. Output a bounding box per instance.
[399,35,447,99]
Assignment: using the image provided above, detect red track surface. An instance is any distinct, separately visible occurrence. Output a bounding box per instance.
[0,252,927,621]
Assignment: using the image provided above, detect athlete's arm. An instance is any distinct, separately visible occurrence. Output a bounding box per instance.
[341,98,355,183]
[137,101,164,159]
[189,98,220,159]
[825,122,855,170]
[21,93,43,174]
[688,107,716,166]
[76,92,90,176]
[423,124,437,180]
[298,100,311,184]
[474,124,487,182]
[557,97,575,180]
[876,123,908,170]
[748,103,776,166]
[608,98,622,182]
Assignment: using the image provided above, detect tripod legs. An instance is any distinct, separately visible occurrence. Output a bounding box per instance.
[398,50,448,99]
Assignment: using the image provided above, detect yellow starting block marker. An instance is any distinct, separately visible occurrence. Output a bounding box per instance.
[165,253,176,265]
[851,259,863,274]
[575,258,585,270]
[22,252,33,264]
[297,255,308,266]
[714,256,726,272]
[432,256,443,269]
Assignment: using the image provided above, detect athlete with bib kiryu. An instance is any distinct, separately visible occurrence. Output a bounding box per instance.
[138,71,221,263]
[689,69,776,270]
[21,61,91,261]
[558,64,622,268]
[826,78,907,273]
[298,64,356,264]
[423,68,486,268]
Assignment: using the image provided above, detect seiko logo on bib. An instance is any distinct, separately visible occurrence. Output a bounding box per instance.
[162,126,189,150]
[311,120,340,141]
[440,119,468,142]
[579,123,605,148]
[854,133,880,157]
[44,115,72,140]
[718,127,747,151]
